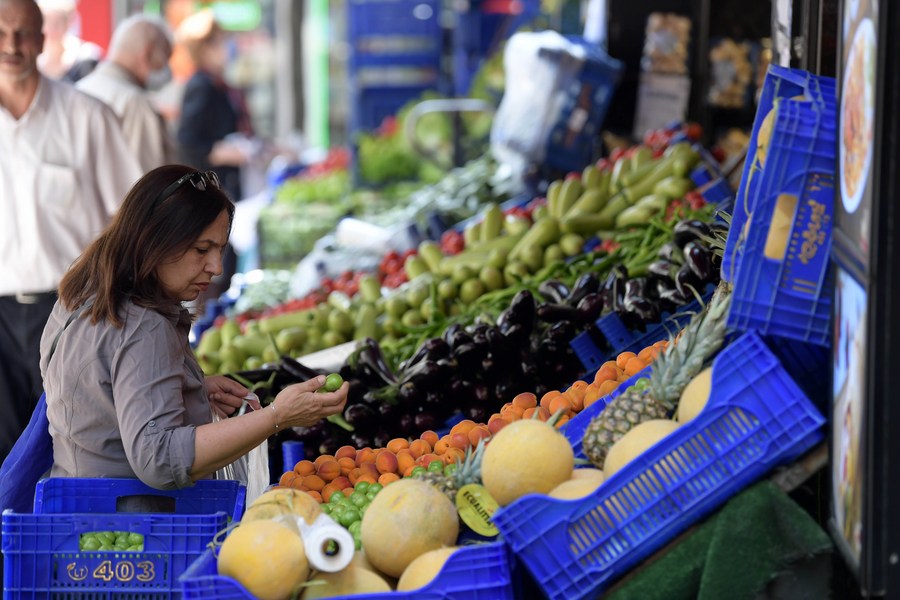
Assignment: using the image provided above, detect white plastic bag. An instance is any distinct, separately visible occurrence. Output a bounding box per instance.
[212,406,271,505]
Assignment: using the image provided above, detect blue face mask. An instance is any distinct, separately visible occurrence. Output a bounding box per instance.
[145,64,172,91]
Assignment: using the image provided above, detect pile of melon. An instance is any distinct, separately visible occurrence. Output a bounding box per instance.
[217,481,465,599]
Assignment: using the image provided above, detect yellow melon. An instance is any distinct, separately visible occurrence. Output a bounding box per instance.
[301,567,392,599]
[360,479,459,578]
[548,478,604,500]
[243,487,321,525]
[677,367,714,424]
[570,468,606,482]
[218,519,308,600]
[603,419,680,479]
[481,419,575,506]
[396,546,457,591]
[755,108,777,166]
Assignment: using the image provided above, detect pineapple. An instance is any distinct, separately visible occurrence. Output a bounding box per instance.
[582,282,733,468]
[414,440,486,502]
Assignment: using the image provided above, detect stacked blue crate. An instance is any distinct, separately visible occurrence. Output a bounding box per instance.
[347,0,443,134]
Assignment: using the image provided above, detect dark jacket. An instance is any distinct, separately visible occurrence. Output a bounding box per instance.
[176,70,245,202]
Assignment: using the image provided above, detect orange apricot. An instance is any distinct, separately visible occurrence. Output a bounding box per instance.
[313,455,335,469]
[487,417,510,435]
[375,451,399,475]
[355,448,376,466]
[597,379,620,398]
[348,468,362,485]
[554,414,570,429]
[583,383,604,409]
[624,356,648,377]
[563,389,584,413]
[448,433,469,451]
[337,457,356,476]
[540,390,562,410]
[356,473,377,486]
[378,472,401,486]
[342,487,356,497]
[360,462,380,480]
[616,352,636,370]
[303,474,325,492]
[331,476,351,490]
[316,460,341,482]
[321,483,342,502]
[511,392,537,409]
[409,438,433,457]
[279,471,298,487]
[396,449,416,474]
[548,394,574,416]
[637,346,655,363]
[305,490,323,503]
[386,438,410,453]
[433,437,450,455]
[449,419,477,436]
[293,460,316,476]
[402,464,417,477]
[442,447,465,464]
[500,404,525,421]
[334,445,358,461]
[291,480,309,492]
[415,453,442,469]
[420,430,439,447]
[467,426,491,447]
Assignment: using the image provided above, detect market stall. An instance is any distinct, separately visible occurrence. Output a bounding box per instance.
[3,0,882,598]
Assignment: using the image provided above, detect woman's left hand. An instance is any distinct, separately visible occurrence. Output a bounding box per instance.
[205,375,256,419]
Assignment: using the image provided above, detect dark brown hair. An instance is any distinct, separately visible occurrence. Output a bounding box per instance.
[58,164,235,327]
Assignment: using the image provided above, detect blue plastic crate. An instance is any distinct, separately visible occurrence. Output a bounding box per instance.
[179,541,514,599]
[726,98,836,346]
[451,0,541,96]
[347,0,442,70]
[542,38,624,173]
[350,82,437,133]
[493,332,825,600]
[33,478,246,523]
[3,479,245,599]
[721,65,836,283]
[3,478,245,599]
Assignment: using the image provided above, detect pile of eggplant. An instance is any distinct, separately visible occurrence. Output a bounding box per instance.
[533,219,723,333]
[284,289,584,458]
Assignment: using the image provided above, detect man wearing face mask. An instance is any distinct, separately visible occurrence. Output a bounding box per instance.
[76,14,175,173]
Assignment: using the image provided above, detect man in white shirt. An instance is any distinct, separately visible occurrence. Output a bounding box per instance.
[77,14,176,173]
[0,0,142,466]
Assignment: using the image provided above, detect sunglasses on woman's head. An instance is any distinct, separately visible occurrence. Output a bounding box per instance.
[153,170,221,206]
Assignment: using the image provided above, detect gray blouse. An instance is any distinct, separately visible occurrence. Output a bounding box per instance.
[39,298,211,490]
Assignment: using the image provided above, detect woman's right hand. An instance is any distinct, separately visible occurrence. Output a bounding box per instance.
[270,375,349,428]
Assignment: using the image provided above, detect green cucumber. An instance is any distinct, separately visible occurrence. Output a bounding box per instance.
[555,178,584,218]
[566,188,609,217]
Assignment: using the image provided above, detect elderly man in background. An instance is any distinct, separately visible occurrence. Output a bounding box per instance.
[0,0,141,468]
[77,14,176,172]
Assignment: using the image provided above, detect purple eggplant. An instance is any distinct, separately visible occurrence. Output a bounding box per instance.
[357,339,398,386]
[398,381,423,408]
[537,279,571,305]
[472,382,491,404]
[576,292,605,323]
[657,241,682,264]
[537,303,587,324]
[344,403,376,431]
[683,240,714,283]
[546,320,576,343]
[675,262,703,297]
[397,414,416,436]
[507,290,536,332]
[568,272,601,307]
[466,405,490,423]
[673,219,712,249]
[413,412,441,432]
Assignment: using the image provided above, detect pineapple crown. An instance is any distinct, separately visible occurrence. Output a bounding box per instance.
[451,438,487,487]
[649,281,732,410]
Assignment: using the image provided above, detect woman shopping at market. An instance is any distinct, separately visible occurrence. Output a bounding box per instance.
[38,164,348,493]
